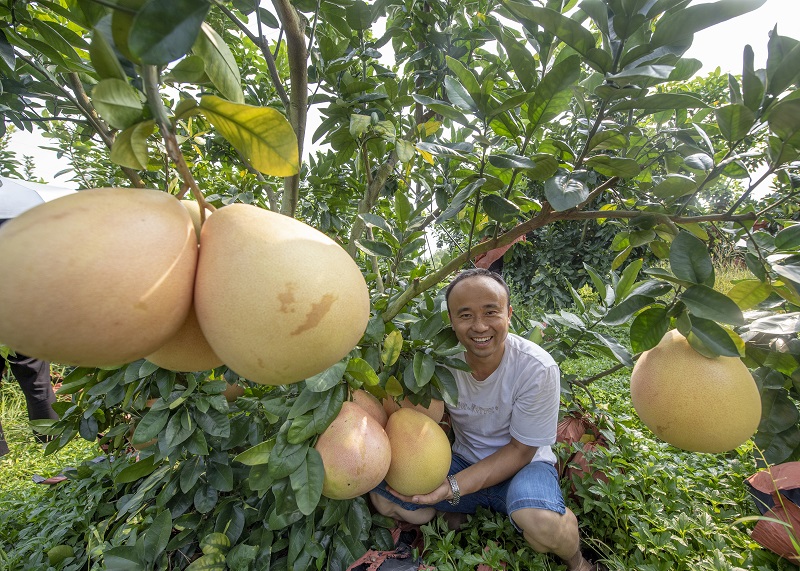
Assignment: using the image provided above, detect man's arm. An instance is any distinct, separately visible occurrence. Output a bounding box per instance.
[388,436,536,505]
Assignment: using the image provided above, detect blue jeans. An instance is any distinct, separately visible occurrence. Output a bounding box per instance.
[372,454,566,531]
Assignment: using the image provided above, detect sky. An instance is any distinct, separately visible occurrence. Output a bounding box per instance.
[8,0,800,188]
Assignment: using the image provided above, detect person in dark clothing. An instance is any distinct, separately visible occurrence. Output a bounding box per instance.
[0,353,59,456]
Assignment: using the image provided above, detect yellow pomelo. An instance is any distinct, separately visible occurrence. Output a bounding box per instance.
[194,204,370,385]
[384,408,452,496]
[352,389,388,427]
[0,188,196,366]
[383,397,445,423]
[315,401,391,499]
[145,304,223,372]
[630,329,762,453]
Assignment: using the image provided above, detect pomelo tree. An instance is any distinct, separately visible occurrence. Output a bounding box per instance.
[0,0,799,568]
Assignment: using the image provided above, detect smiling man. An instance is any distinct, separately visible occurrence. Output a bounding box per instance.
[370,268,600,571]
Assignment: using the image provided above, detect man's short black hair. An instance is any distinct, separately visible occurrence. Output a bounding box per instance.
[445,268,511,312]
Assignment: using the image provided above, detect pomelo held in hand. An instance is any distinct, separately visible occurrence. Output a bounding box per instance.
[194,204,370,385]
[0,188,197,366]
[315,401,391,500]
[630,329,762,453]
[384,408,451,496]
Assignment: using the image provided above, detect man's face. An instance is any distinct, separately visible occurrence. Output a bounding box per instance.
[447,275,512,362]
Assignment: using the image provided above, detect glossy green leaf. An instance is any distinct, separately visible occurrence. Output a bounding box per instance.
[483,194,520,224]
[305,360,347,392]
[528,55,581,132]
[503,2,613,72]
[437,178,485,223]
[687,316,742,357]
[350,114,371,138]
[767,96,800,147]
[775,224,800,250]
[345,0,372,30]
[200,532,230,555]
[143,510,172,563]
[773,262,800,284]
[359,213,393,235]
[544,170,588,212]
[132,407,168,443]
[290,449,324,516]
[715,104,756,142]
[742,45,764,112]
[486,24,537,91]
[727,279,772,310]
[652,174,697,200]
[446,56,481,100]
[630,307,670,353]
[589,330,633,366]
[194,23,243,104]
[669,232,714,286]
[583,263,608,305]
[588,130,628,152]
[103,546,145,570]
[116,455,158,484]
[606,65,674,86]
[199,95,298,176]
[89,28,127,80]
[444,76,478,113]
[91,78,143,130]
[609,93,709,113]
[110,120,154,170]
[412,352,436,388]
[615,259,644,303]
[355,238,393,257]
[650,0,767,50]
[346,357,380,386]
[186,552,226,570]
[748,312,800,334]
[129,0,209,65]
[585,155,641,178]
[680,284,745,325]
[396,139,415,163]
[602,295,653,326]
[767,38,800,97]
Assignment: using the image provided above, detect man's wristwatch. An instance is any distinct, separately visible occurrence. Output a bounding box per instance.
[447,475,460,506]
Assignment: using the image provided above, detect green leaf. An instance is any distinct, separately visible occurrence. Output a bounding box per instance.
[129,0,209,65]
[669,231,714,286]
[775,224,800,250]
[381,330,403,367]
[396,139,415,163]
[608,93,709,113]
[767,37,800,97]
[630,307,670,353]
[715,104,756,142]
[742,45,764,112]
[193,23,243,104]
[434,366,458,408]
[748,312,800,334]
[143,510,172,563]
[486,24,537,91]
[680,284,746,325]
[350,114,371,138]
[186,552,226,571]
[290,449,325,516]
[199,95,298,176]
[773,262,800,284]
[103,546,145,570]
[588,130,628,152]
[91,78,143,130]
[110,120,155,170]
[445,56,481,101]
[132,407,168,443]
[444,76,478,113]
[615,259,644,304]
[116,455,158,484]
[544,170,588,212]
[727,279,772,310]
[589,331,633,366]
[687,316,742,357]
[483,194,520,224]
[503,2,612,72]
[355,238,393,257]
[89,28,126,80]
[305,360,347,392]
[346,357,380,386]
[528,55,581,132]
[200,532,230,555]
[651,174,697,200]
[585,155,640,178]
[233,439,276,466]
[602,295,653,326]
[412,352,436,389]
[650,0,767,50]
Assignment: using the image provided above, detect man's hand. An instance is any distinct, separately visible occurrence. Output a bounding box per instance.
[387,479,452,506]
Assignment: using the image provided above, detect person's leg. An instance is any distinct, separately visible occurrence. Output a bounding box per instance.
[7,354,58,422]
[506,462,596,571]
[0,419,9,456]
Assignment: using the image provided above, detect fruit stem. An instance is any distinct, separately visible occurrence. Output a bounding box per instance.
[141,65,216,222]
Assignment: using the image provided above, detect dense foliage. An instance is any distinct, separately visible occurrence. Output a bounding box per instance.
[1,0,799,569]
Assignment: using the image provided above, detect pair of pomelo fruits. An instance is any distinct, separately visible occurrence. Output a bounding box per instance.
[0,188,370,385]
[315,390,451,500]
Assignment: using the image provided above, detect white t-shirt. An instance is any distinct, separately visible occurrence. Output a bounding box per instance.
[445,333,559,466]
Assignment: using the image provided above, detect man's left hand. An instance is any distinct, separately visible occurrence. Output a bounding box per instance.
[388,480,451,506]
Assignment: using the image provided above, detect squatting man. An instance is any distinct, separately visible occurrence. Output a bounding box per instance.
[370,268,601,571]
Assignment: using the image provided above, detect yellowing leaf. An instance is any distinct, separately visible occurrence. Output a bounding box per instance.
[385,375,403,397]
[110,120,155,170]
[381,330,403,366]
[199,95,298,177]
[417,147,434,165]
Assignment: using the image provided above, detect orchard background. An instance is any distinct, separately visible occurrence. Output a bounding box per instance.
[0,0,799,569]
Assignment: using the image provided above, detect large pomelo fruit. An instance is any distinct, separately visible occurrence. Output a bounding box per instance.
[0,188,196,366]
[315,401,391,500]
[383,397,445,423]
[352,389,388,427]
[194,204,370,385]
[384,408,451,496]
[630,329,762,453]
[145,304,223,372]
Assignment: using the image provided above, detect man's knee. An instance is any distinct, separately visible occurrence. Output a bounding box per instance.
[511,507,578,553]
[369,492,436,525]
